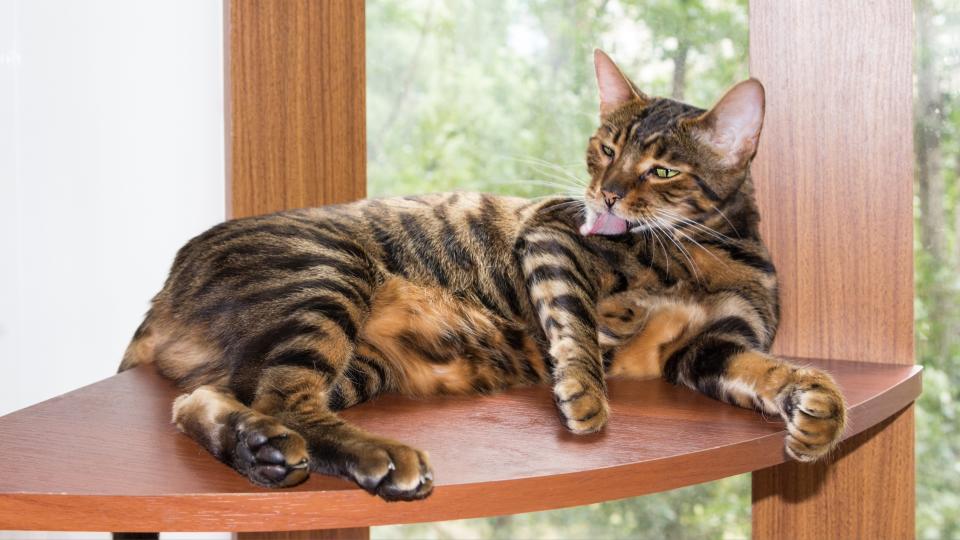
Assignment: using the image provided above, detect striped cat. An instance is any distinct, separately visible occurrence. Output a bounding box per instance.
[120,50,846,501]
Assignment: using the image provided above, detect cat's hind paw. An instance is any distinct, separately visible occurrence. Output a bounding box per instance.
[231,415,311,488]
[346,439,434,501]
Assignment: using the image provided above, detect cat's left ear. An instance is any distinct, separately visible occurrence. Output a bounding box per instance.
[689,79,765,169]
[594,49,649,116]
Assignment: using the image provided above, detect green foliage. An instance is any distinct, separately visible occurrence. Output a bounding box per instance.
[367,0,747,201]
[915,1,960,537]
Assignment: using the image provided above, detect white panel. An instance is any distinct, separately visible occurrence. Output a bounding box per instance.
[0,0,225,415]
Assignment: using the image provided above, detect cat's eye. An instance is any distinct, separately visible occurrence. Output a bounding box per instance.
[654,167,680,178]
[600,144,615,157]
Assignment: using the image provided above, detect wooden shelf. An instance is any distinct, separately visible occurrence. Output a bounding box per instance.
[0,358,920,532]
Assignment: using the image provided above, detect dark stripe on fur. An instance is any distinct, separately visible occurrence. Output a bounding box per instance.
[287,296,359,341]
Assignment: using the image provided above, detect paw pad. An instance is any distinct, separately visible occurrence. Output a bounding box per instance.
[233,417,310,488]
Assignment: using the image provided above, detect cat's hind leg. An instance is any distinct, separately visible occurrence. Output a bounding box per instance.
[172,385,311,487]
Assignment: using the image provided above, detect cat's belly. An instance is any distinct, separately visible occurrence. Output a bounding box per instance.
[360,277,548,395]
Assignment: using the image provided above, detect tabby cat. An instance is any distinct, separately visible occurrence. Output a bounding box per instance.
[120,50,847,501]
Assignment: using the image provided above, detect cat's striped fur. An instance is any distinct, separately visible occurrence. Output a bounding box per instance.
[120,51,846,500]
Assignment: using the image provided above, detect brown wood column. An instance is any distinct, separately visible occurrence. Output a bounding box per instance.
[749,1,915,538]
[226,1,368,537]
[226,0,366,219]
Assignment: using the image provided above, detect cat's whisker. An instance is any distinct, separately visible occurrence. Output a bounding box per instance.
[653,217,700,281]
[545,199,587,209]
[654,211,728,267]
[485,178,584,191]
[713,206,743,239]
[549,201,589,215]
[645,219,671,273]
[655,207,733,243]
[663,215,731,243]
[505,156,590,187]
[669,221,728,270]
[495,179,586,196]
[520,171,587,191]
[508,155,587,177]
[672,226,720,262]
[525,194,579,200]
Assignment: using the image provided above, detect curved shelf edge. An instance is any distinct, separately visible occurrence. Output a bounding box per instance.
[0,358,921,532]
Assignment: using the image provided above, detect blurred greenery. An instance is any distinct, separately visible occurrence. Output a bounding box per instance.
[367,0,747,201]
[915,0,960,538]
[367,0,959,538]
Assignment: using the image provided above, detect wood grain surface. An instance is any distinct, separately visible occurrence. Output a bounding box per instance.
[748,1,916,537]
[749,0,914,365]
[226,0,366,219]
[753,407,915,540]
[0,359,920,532]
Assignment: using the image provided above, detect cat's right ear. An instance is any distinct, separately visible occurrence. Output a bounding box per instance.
[594,49,647,116]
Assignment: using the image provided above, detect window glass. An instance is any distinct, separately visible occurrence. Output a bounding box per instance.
[914,1,960,537]
[367,1,750,538]
[367,0,748,199]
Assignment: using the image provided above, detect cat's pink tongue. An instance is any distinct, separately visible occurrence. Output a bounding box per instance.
[581,212,629,236]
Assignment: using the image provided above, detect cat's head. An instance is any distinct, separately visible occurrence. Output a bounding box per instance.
[581,49,764,236]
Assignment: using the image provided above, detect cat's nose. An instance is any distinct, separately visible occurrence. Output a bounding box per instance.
[601,189,623,209]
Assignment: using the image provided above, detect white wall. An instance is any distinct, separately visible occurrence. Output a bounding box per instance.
[0,0,226,417]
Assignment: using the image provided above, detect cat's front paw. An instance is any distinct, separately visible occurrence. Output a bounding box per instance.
[777,368,847,462]
[554,377,609,434]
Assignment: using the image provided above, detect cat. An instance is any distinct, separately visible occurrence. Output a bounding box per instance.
[119,50,847,501]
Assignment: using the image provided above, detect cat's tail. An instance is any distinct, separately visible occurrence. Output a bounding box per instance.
[118,312,157,372]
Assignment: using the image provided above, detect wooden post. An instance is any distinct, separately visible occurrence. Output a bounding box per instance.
[748,1,915,537]
[226,0,366,220]
[226,0,368,537]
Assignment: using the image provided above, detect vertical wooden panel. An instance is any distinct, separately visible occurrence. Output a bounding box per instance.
[749,1,915,537]
[749,0,914,365]
[226,0,366,219]
[753,407,915,539]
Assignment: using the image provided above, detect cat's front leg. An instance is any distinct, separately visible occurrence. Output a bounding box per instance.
[668,339,848,461]
[521,230,608,434]
[730,352,848,461]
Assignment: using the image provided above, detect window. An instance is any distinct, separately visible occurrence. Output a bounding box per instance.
[367,1,751,537]
[914,0,960,537]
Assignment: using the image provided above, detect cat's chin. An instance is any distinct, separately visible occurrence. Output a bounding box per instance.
[580,209,629,236]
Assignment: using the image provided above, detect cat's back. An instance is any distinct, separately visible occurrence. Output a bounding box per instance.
[121,191,561,387]
[167,192,537,278]
[281,192,569,285]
